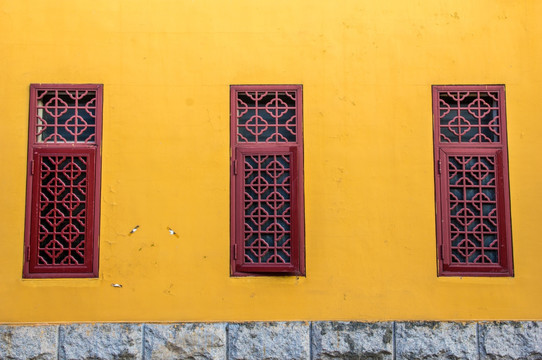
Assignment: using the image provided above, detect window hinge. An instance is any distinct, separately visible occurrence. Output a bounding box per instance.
[439,245,443,260]
[25,246,30,262]
[233,244,238,260]
[438,159,442,175]
[31,160,34,175]
[233,160,238,175]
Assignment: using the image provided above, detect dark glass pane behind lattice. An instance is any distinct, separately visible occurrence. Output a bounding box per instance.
[237,91,297,143]
[448,155,499,264]
[243,154,291,264]
[439,91,500,143]
[36,90,97,144]
[38,155,88,265]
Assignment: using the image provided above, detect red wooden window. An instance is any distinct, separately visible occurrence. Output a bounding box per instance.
[433,85,513,276]
[230,85,305,276]
[24,84,103,278]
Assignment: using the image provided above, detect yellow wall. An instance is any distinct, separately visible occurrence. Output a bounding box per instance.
[1,0,541,323]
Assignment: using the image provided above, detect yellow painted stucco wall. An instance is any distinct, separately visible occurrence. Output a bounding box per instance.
[1,0,541,323]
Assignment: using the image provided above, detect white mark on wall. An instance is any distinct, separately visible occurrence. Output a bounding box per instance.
[129,225,140,235]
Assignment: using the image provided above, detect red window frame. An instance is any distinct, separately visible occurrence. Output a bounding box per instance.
[230,85,305,276]
[433,85,513,276]
[23,84,103,278]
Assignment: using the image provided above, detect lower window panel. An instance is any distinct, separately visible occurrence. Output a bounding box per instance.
[232,148,304,275]
[437,148,513,276]
[25,148,97,277]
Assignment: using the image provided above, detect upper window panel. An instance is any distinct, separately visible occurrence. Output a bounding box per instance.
[35,89,98,144]
[235,90,299,144]
[437,89,502,144]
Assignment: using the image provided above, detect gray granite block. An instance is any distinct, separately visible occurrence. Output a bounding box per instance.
[144,323,226,360]
[0,325,58,360]
[228,322,310,360]
[480,321,542,359]
[312,321,393,360]
[396,321,477,360]
[58,323,142,360]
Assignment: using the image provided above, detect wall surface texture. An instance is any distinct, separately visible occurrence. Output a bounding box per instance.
[1,0,542,323]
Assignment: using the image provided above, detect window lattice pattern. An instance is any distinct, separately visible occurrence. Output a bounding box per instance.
[448,155,499,264]
[244,154,291,264]
[438,91,501,144]
[36,90,97,144]
[38,155,88,265]
[236,91,297,143]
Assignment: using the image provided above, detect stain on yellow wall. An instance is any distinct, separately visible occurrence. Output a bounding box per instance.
[0,0,541,322]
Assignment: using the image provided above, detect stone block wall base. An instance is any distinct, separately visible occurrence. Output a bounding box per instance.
[0,321,541,359]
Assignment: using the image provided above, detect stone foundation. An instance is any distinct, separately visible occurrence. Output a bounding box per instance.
[0,321,541,359]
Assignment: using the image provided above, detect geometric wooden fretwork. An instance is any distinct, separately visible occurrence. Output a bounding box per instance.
[25,84,102,278]
[231,85,304,276]
[447,155,499,264]
[433,85,512,276]
[243,154,292,264]
[37,155,89,265]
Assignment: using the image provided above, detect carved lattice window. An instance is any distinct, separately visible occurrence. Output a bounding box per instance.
[433,85,513,276]
[24,84,102,278]
[231,85,305,275]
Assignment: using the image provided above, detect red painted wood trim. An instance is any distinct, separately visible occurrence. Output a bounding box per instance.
[230,85,305,276]
[432,85,513,277]
[23,84,103,278]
